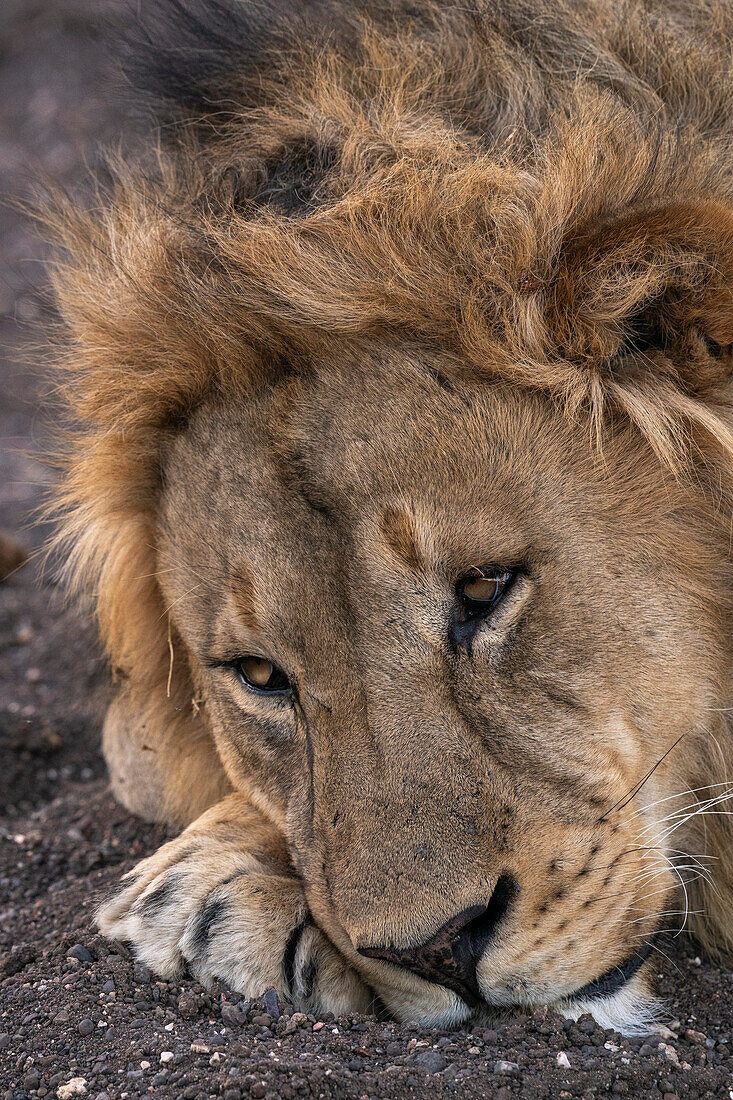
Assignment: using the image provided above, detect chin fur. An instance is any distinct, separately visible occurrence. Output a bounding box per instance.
[557,973,664,1036]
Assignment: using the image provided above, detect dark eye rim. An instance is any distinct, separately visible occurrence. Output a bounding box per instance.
[208,656,292,696]
[237,657,291,695]
[457,565,519,619]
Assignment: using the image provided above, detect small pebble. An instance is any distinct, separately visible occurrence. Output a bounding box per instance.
[282,1012,308,1033]
[556,1051,571,1068]
[133,963,151,984]
[77,1018,94,1036]
[494,1060,519,1075]
[659,1043,681,1067]
[251,1013,271,1028]
[160,1051,174,1063]
[57,1080,87,1100]
[413,1050,447,1073]
[221,1003,245,1027]
[263,988,281,1019]
[67,944,93,964]
[177,991,199,1017]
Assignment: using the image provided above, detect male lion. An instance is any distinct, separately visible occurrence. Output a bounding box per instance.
[48,0,733,1032]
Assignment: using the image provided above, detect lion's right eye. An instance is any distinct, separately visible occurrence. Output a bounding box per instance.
[235,656,290,694]
[459,567,516,617]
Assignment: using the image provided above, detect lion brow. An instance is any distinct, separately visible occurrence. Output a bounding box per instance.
[229,563,261,633]
[271,443,336,520]
[381,506,422,572]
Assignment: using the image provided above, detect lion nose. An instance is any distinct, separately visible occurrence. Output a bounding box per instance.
[359,874,517,1007]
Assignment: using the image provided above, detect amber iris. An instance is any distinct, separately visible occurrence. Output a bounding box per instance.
[237,656,290,693]
[461,569,513,609]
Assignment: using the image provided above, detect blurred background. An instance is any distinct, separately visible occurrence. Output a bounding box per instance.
[0,0,130,819]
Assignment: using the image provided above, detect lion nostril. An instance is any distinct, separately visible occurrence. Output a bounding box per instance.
[455,873,516,962]
[359,874,517,1007]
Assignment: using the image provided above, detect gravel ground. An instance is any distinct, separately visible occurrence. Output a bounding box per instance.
[2,3,733,1098]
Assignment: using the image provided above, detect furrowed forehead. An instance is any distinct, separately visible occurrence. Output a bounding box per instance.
[160,358,600,573]
[267,351,526,501]
[160,389,329,567]
[158,391,343,652]
[268,355,589,521]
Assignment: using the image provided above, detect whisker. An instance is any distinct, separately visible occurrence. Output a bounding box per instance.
[651,786,733,824]
[599,733,687,823]
[643,938,683,975]
[616,910,704,926]
[655,798,733,846]
[158,583,203,620]
[620,781,733,825]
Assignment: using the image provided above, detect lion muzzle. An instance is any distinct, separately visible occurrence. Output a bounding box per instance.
[358,874,518,1007]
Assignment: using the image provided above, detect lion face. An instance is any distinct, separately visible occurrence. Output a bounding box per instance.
[155,347,727,1027]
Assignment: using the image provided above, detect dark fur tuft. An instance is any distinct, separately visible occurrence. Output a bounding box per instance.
[120,0,355,125]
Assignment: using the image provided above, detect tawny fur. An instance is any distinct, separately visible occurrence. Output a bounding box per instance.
[44,0,733,1024]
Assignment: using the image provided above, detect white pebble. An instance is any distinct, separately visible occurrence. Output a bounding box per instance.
[494,1060,519,1074]
[556,1051,571,1068]
[57,1080,87,1100]
[159,1051,174,1064]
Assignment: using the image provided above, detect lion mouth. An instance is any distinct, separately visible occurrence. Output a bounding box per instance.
[360,892,657,1016]
[363,931,656,1020]
[475,939,657,1018]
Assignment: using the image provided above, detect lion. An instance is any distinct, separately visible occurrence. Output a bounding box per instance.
[45,0,733,1033]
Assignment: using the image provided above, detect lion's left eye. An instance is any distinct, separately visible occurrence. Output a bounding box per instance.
[235,656,290,694]
[459,568,515,616]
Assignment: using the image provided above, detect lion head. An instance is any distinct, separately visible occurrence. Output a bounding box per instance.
[47,0,733,1031]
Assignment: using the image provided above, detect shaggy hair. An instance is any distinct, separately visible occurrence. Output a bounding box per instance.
[46,0,733,963]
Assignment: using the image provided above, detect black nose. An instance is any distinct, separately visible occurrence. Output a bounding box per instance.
[359,874,517,1007]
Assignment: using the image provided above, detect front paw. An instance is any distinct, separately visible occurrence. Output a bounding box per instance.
[97,834,372,1015]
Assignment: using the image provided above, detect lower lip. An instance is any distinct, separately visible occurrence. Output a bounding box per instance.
[475,936,658,1013]
[567,939,655,1003]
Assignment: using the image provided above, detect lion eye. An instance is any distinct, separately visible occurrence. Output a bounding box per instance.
[460,569,514,614]
[236,656,290,694]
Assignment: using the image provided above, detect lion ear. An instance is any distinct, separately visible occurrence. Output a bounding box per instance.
[551,199,733,397]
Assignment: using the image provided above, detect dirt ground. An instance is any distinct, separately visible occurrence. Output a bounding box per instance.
[1,3,733,1098]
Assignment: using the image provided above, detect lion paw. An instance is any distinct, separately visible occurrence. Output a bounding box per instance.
[97,832,372,1015]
